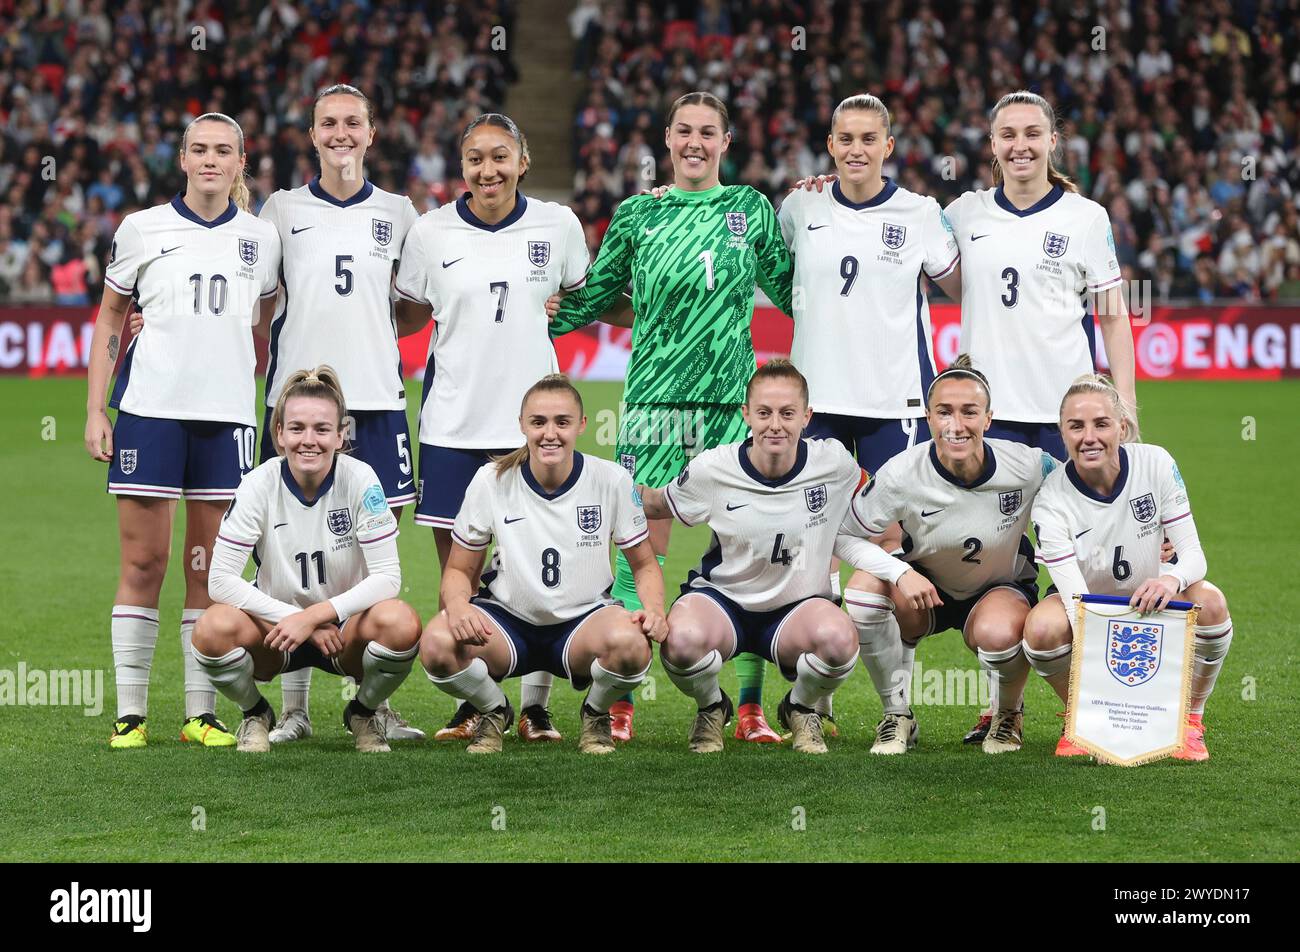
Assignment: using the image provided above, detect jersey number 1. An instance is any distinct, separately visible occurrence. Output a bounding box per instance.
[697,250,715,291]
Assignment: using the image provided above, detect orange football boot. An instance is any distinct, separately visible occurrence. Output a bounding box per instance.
[734,702,783,743]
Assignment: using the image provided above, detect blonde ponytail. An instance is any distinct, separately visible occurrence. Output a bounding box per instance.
[270,365,349,455]
[988,91,1080,194]
[1059,373,1140,443]
[493,374,585,476]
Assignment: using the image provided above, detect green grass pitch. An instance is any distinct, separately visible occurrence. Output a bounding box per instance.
[1,377,1297,861]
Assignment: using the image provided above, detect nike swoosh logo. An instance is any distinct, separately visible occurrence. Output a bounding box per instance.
[644,227,662,236]
[970,234,988,241]
[160,245,183,255]
[273,522,288,529]
[806,224,829,231]
[290,226,313,234]
[921,509,944,517]
[442,258,463,268]
[397,479,413,490]
[1075,528,1092,538]
[504,516,525,524]
[725,503,748,511]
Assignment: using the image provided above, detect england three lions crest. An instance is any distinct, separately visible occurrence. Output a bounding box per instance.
[372,219,392,246]
[528,241,551,267]
[725,212,747,236]
[239,239,258,265]
[1130,492,1156,523]
[119,448,137,475]
[882,223,906,249]
[805,484,827,513]
[577,505,602,534]
[327,508,353,536]
[1106,619,1162,686]
[1043,232,1069,258]
[998,490,1023,515]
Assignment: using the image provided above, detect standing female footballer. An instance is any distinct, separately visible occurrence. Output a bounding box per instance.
[85,112,280,749]
[639,361,881,754]
[418,375,666,755]
[394,113,591,745]
[129,84,424,745]
[941,90,1138,746]
[549,91,795,744]
[1025,375,1232,761]
[194,366,422,753]
[837,356,1058,756]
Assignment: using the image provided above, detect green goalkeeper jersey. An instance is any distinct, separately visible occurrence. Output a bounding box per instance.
[551,183,793,405]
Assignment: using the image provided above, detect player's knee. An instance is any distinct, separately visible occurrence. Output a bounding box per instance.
[1193,581,1228,624]
[846,571,888,597]
[662,618,711,668]
[1023,603,1065,651]
[368,599,421,651]
[603,622,651,672]
[968,616,1021,653]
[419,617,457,676]
[813,617,858,666]
[120,549,167,594]
[192,605,240,655]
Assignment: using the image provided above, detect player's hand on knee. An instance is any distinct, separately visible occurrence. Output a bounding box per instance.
[310,624,343,656]
[447,603,490,646]
[1130,575,1181,614]
[632,609,668,644]
[84,410,113,461]
[897,570,943,612]
[266,611,315,652]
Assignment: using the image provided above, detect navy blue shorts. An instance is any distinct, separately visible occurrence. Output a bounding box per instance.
[415,443,515,528]
[260,407,415,507]
[803,413,930,474]
[108,411,255,500]
[679,588,833,680]
[908,570,1039,643]
[471,598,606,685]
[280,640,346,676]
[986,419,1066,462]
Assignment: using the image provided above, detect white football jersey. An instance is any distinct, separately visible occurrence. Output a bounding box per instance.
[665,438,865,612]
[215,453,398,613]
[260,179,418,411]
[843,438,1055,599]
[1032,443,1192,598]
[105,196,280,425]
[779,180,959,418]
[395,193,590,448]
[453,452,648,625]
[945,186,1122,423]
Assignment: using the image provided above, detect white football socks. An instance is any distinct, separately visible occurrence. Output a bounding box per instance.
[790,652,857,709]
[279,666,311,717]
[1024,641,1073,704]
[662,649,723,708]
[977,642,1030,714]
[520,670,554,710]
[426,657,506,713]
[1191,618,1233,714]
[587,658,651,713]
[846,590,910,714]
[180,608,215,719]
[112,605,159,718]
[357,641,418,711]
[194,646,263,713]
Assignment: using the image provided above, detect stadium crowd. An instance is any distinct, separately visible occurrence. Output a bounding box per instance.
[0,0,516,304]
[568,0,1300,301]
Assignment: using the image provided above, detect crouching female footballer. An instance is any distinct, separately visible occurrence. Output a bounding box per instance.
[638,361,881,754]
[193,367,422,753]
[837,356,1057,756]
[419,375,667,754]
[1025,375,1233,761]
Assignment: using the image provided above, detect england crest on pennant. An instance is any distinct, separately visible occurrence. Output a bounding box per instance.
[881,223,906,249]
[577,505,602,534]
[239,239,258,266]
[372,219,392,246]
[1130,492,1156,523]
[998,490,1023,515]
[119,449,137,475]
[328,508,353,536]
[725,212,747,236]
[1106,619,1162,686]
[1043,232,1069,258]
[805,484,827,513]
[528,241,551,267]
